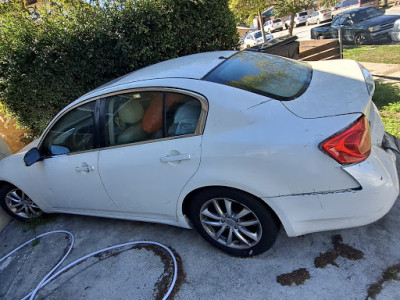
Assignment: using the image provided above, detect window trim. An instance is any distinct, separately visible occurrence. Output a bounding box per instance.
[38,87,208,157]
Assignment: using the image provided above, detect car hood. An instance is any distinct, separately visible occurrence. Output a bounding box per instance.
[17,139,39,154]
[281,59,370,119]
[357,14,400,27]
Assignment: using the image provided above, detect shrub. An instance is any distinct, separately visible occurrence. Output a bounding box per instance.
[0,0,238,136]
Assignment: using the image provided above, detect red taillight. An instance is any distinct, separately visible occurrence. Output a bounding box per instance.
[322,13,326,16]
[321,116,371,165]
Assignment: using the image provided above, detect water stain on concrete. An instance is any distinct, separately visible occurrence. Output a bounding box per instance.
[134,245,186,300]
[366,264,400,300]
[314,235,364,269]
[276,268,311,286]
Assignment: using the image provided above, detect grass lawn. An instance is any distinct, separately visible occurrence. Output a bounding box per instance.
[343,45,400,64]
[373,83,400,138]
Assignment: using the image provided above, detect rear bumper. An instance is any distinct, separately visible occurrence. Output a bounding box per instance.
[265,140,399,237]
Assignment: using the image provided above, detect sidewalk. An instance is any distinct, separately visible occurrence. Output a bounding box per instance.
[360,62,400,85]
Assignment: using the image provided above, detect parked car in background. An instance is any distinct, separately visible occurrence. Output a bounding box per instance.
[311,7,400,45]
[264,18,284,32]
[1,51,399,257]
[332,0,378,17]
[284,12,309,28]
[306,9,332,25]
[238,30,254,46]
[243,30,274,48]
[391,19,400,42]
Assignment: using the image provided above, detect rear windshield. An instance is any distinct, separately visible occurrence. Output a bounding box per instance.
[203,51,312,101]
[299,12,308,16]
[273,18,282,23]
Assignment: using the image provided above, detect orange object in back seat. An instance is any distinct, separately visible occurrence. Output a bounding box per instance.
[142,93,183,134]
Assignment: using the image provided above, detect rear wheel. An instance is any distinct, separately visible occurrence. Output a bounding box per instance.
[188,188,279,257]
[0,184,43,221]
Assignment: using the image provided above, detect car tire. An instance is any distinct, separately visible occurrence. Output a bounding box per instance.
[187,187,280,257]
[0,184,43,221]
[354,33,368,45]
[317,35,324,40]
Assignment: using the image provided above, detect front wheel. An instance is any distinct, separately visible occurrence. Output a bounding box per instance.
[354,33,368,45]
[188,188,279,257]
[0,184,43,221]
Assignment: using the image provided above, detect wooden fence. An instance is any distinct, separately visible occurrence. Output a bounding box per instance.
[298,39,341,61]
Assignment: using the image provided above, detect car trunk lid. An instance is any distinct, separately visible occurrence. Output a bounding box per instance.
[281,59,385,146]
[281,59,371,119]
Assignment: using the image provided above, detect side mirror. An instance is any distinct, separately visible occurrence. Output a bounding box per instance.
[24,147,42,166]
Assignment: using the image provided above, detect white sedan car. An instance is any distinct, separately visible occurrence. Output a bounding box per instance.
[0,51,398,257]
[243,30,274,48]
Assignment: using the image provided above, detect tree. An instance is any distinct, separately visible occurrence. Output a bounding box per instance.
[230,0,314,38]
[229,0,273,43]
[273,0,315,36]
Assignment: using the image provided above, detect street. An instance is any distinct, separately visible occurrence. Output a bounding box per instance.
[272,5,400,41]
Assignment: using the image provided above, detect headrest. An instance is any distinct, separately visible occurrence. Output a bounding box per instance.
[118,101,144,124]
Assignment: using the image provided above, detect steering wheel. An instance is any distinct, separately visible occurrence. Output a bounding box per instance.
[72,126,93,151]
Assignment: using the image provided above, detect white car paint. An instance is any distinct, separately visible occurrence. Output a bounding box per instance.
[391,19,400,42]
[0,51,398,242]
[243,30,274,48]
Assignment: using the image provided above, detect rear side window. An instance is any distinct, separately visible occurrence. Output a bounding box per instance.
[203,51,312,101]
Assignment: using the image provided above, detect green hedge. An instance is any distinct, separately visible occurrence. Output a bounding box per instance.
[0,0,238,136]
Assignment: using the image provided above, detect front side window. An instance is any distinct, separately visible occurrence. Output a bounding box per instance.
[42,101,96,156]
[204,51,312,101]
[104,91,202,147]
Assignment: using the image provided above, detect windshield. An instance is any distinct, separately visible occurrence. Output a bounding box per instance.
[203,52,312,101]
[332,14,349,26]
[253,31,262,38]
[273,19,282,23]
[350,8,383,23]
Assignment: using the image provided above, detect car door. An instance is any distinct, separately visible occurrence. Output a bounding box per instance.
[30,100,117,212]
[97,90,206,221]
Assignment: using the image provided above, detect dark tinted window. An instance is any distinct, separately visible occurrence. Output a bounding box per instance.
[299,12,308,16]
[204,52,312,101]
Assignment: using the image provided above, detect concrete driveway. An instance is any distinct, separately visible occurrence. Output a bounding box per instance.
[1,160,400,300]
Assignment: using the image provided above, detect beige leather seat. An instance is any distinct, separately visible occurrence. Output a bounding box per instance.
[115,101,148,144]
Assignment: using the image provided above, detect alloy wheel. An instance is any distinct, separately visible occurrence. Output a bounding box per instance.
[354,33,367,45]
[5,188,42,219]
[199,198,262,249]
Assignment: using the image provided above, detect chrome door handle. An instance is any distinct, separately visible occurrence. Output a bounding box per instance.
[75,162,95,173]
[160,153,191,162]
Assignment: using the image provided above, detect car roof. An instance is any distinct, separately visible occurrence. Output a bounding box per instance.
[338,6,376,15]
[82,51,237,99]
